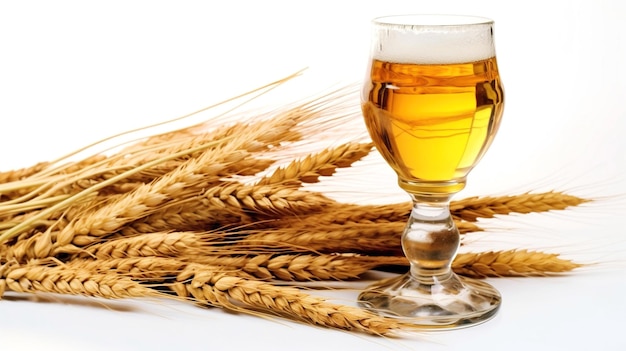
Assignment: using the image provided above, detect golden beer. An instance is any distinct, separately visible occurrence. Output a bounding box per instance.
[358,15,503,326]
[362,57,504,191]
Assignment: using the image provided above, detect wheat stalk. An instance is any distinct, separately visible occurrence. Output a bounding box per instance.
[0,138,226,246]
[0,70,310,243]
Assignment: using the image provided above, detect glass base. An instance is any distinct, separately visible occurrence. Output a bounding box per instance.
[358,271,501,329]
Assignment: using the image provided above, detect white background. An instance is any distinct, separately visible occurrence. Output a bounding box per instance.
[1,0,625,350]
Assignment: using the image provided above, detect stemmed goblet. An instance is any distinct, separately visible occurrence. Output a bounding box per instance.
[359,14,504,328]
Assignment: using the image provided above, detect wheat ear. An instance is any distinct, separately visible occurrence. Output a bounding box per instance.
[204,183,335,217]
[452,250,583,277]
[256,142,373,187]
[78,231,204,259]
[185,253,408,281]
[0,260,160,299]
[451,191,590,222]
[0,162,51,185]
[239,221,404,255]
[120,142,372,235]
[170,264,417,335]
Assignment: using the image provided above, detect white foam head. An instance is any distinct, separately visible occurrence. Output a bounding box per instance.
[371,15,496,64]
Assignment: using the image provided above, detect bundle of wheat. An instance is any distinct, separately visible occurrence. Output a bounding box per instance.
[0,73,588,335]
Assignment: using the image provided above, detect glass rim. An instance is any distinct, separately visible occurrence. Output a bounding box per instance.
[372,14,494,27]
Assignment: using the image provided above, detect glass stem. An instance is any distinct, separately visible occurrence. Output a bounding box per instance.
[403,194,459,284]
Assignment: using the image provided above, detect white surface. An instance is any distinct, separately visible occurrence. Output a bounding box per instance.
[1,0,625,350]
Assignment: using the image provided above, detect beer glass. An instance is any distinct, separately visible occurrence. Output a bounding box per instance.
[359,14,504,328]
